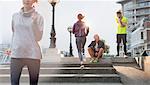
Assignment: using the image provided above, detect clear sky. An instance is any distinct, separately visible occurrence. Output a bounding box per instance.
[0,0,121,55]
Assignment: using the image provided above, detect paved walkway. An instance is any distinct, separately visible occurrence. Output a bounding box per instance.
[114,66,150,85]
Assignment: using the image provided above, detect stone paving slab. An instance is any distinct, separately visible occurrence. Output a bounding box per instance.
[114,66,150,85]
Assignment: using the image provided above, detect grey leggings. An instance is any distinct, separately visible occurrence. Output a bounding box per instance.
[76,37,86,61]
[11,58,40,85]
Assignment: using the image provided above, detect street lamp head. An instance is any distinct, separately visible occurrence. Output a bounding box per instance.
[67,26,73,33]
[48,0,60,6]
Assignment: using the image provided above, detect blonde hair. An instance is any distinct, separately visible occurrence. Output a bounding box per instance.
[94,34,100,39]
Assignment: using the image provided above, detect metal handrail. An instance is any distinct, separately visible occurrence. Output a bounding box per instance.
[141,49,150,56]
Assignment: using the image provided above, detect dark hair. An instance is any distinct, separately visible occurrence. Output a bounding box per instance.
[117,11,122,14]
[78,13,83,17]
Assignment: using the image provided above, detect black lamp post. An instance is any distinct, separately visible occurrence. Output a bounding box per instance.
[48,0,59,48]
[67,26,73,56]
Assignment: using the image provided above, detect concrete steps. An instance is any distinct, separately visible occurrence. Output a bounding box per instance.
[0,64,121,83]
[40,63,113,67]
[0,83,123,85]
[0,67,116,74]
[112,57,136,64]
[0,57,122,83]
[0,74,120,83]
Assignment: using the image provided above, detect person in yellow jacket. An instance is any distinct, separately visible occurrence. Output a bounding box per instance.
[115,10,128,56]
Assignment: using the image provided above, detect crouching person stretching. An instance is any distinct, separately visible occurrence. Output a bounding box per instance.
[88,34,105,63]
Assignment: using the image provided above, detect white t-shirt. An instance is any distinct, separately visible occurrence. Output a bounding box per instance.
[94,43,99,51]
[11,8,44,59]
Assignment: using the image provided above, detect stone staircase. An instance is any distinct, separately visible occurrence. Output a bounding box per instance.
[0,57,122,84]
[111,57,138,68]
[112,57,136,64]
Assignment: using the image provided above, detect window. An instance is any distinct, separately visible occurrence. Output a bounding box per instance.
[137,1,150,7]
[147,30,150,42]
[141,32,144,39]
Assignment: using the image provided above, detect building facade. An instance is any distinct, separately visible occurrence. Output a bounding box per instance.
[117,0,150,56]
[130,18,150,56]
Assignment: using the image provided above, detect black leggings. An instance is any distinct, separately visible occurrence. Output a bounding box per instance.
[117,34,127,55]
[117,43,127,55]
[11,58,40,85]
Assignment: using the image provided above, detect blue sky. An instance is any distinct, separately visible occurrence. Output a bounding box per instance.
[0,0,121,55]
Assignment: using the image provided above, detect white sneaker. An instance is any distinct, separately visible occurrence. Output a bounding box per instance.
[124,55,128,58]
[82,53,86,62]
[80,61,84,69]
[90,58,95,63]
[80,65,84,69]
[83,58,86,62]
[80,61,83,65]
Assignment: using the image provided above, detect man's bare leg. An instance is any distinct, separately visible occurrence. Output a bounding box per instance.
[88,48,95,58]
[97,48,104,59]
[88,48,97,63]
